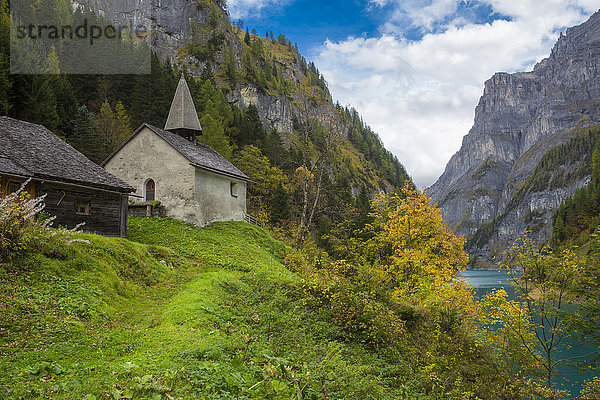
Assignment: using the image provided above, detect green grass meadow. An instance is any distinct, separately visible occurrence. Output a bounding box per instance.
[1,218,429,399]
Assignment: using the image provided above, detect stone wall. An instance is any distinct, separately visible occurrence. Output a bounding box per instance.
[128,202,166,218]
[194,169,247,224]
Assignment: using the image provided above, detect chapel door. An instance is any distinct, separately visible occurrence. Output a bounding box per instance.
[145,179,155,201]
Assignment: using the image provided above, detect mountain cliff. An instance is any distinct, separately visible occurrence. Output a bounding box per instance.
[429,10,600,266]
[75,0,329,139]
[68,0,407,192]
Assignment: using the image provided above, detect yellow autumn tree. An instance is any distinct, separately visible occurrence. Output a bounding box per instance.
[96,100,132,155]
[366,181,468,297]
[480,236,597,398]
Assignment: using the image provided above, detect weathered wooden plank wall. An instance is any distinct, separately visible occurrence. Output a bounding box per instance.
[0,175,36,197]
[38,182,125,237]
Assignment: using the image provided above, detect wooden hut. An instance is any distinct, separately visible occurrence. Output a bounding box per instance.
[0,116,134,237]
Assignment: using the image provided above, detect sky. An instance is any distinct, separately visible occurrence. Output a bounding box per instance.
[227,0,600,188]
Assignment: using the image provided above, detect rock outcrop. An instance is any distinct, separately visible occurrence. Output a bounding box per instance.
[429,10,600,266]
[75,0,333,136]
[73,0,224,60]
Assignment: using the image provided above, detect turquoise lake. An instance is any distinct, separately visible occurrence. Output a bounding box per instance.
[459,269,598,397]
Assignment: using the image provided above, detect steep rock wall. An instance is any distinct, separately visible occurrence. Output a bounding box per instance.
[75,0,335,136]
[429,10,600,265]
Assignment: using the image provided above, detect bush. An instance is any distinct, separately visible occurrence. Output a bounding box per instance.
[0,180,79,262]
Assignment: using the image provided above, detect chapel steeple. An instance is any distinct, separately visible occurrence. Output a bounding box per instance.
[164,74,202,141]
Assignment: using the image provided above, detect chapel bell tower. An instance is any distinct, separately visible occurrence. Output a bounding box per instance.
[164,74,202,141]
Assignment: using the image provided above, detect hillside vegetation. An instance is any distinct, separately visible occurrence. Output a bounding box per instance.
[0,215,518,400]
[549,124,600,247]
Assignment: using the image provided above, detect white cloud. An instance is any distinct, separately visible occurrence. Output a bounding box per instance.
[373,0,597,32]
[483,0,596,21]
[227,0,288,20]
[405,0,462,29]
[315,1,597,187]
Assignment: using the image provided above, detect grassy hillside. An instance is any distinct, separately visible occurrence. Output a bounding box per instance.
[1,217,509,399]
[1,218,297,399]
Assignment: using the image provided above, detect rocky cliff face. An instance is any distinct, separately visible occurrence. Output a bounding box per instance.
[429,10,600,266]
[75,0,334,136]
[73,0,234,61]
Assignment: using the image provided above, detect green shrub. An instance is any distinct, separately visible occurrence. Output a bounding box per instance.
[0,180,80,262]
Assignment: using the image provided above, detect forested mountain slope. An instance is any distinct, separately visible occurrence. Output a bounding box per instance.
[429,10,600,266]
[548,125,600,247]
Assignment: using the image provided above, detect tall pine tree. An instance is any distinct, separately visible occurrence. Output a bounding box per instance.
[129,54,177,128]
[0,0,10,115]
[238,104,265,147]
[270,182,290,224]
[69,106,107,164]
[199,114,233,160]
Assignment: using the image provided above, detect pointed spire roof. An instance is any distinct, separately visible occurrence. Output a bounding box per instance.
[164,74,202,132]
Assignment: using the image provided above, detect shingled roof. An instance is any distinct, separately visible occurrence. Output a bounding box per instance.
[0,116,134,193]
[0,152,29,176]
[104,124,250,182]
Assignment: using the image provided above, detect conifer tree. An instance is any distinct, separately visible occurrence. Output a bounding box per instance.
[244,27,251,45]
[271,182,290,224]
[11,74,59,132]
[96,100,115,150]
[224,49,237,85]
[0,0,9,115]
[553,212,567,244]
[354,185,372,231]
[193,79,235,137]
[238,104,265,146]
[592,136,600,184]
[114,101,132,144]
[200,65,214,84]
[264,128,286,166]
[130,54,177,128]
[0,53,8,115]
[52,74,78,137]
[69,106,107,164]
[96,100,131,153]
[199,114,232,160]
